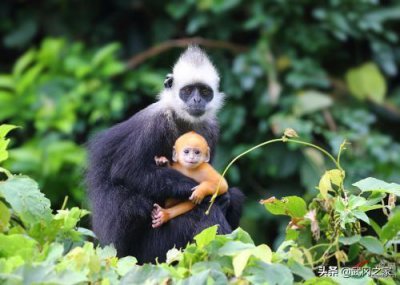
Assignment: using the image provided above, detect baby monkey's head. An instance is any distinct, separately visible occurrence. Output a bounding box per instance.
[172,131,210,169]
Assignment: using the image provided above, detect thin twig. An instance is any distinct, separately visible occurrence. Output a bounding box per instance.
[322,109,337,131]
[126,37,248,69]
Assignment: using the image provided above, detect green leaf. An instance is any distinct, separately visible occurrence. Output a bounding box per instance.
[318,169,344,199]
[0,124,19,163]
[346,62,387,103]
[293,90,333,116]
[318,172,332,199]
[181,270,210,284]
[13,263,87,285]
[117,256,137,276]
[38,38,64,66]
[92,43,121,67]
[288,261,315,281]
[348,196,367,209]
[232,244,272,277]
[194,225,218,248]
[0,176,52,227]
[0,255,25,274]
[381,211,400,241]
[353,177,400,196]
[264,196,307,218]
[121,264,170,284]
[225,227,254,244]
[0,75,14,90]
[0,201,10,232]
[368,218,383,238]
[218,241,254,256]
[0,234,38,259]
[353,210,370,224]
[339,235,361,245]
[233,250,252,277]
[303,277,339,284]
[245,261,293,285]
[13,49,36,78]
[54,207,89,230]
[359,236,384,254]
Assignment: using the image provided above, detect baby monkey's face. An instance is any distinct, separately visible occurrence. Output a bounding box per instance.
[178,146,206,169]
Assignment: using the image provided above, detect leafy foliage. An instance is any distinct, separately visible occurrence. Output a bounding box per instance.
[1,125,399,284]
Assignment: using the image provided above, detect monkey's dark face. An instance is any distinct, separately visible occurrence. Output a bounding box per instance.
[179,83,214,117]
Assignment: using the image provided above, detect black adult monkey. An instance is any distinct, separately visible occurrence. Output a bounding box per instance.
[86,46,244,264]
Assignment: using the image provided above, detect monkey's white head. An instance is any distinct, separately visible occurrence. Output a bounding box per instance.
[159,45,224,123]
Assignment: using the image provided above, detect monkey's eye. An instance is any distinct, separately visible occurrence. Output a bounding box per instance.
[194,150,200,155]
[182,86,193,95]
[184,149,190,154]
[200,88,211,96]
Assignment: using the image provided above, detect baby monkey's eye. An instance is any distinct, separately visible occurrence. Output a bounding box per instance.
[195,150,200,155]
[184,149,190,154]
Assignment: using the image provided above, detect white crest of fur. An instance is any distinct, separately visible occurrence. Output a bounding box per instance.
[159,45,225,123]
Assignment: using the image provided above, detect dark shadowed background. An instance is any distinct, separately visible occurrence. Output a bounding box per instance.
[1,0,400,248]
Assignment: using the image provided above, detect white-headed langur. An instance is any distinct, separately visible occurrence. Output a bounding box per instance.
[86,46,244,264]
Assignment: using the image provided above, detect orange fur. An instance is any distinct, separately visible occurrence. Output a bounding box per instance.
[152,132,228,228]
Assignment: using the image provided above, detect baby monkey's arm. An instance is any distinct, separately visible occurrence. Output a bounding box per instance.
[189,163,228,204]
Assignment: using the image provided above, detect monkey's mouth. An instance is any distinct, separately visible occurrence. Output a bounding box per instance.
[184,161,199,167]
[187,108,205,117]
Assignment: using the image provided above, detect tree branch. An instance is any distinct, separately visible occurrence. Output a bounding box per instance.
[126,37,248,69]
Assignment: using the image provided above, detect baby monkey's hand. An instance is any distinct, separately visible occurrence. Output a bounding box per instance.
[189,186,206,204]
[154,156,170,167]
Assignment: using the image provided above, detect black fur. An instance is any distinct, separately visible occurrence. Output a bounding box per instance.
[86,102,244,263]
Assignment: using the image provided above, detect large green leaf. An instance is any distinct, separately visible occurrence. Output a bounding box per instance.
[0,234,38,259]
[0,176,52,227]
[353,177,400,196]
[244,261,294,285]
[12,264,87,285]
[359,236,384,255]
[264,196,307,218]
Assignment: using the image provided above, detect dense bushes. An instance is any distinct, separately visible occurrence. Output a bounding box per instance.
[1,125,399,284]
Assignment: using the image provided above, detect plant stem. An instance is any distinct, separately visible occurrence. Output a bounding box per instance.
[206,138,283,214]
[206,136,341,214]
[286,139,341,170]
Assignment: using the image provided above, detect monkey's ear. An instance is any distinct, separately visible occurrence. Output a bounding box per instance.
[164,73,173,88]
[205,147,210,163]
[172,147,178,162]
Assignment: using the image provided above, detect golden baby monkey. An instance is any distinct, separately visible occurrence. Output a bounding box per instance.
[152,131,228,228]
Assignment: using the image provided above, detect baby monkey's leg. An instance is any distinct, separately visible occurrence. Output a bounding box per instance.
[151,202,196,228]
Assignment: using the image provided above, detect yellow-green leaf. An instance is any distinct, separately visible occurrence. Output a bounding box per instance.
[0,201,10,232]
[194,225,218,249]
[346,62,387,103]
[318,172,332,199]
[327,169,344,187]
[233,249,252,277]
[252,244,272,263]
